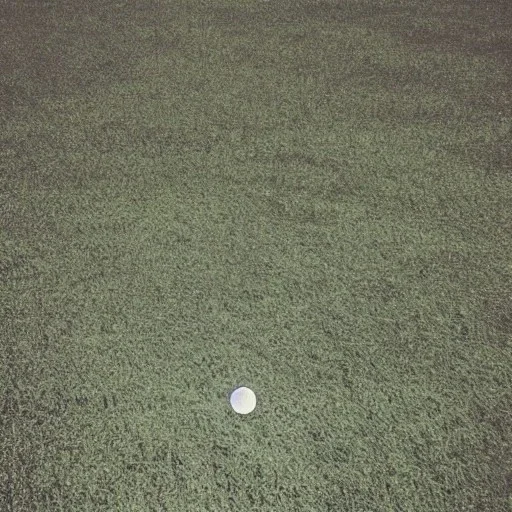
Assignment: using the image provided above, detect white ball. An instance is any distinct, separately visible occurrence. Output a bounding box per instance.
[230,387,257,415]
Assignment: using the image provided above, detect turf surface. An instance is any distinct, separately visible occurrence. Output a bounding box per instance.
[1,0,511,510]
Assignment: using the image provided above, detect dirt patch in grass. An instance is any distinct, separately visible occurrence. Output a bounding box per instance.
[0,0,180,115]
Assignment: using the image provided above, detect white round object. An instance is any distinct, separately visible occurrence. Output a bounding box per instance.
[230,387,257,415]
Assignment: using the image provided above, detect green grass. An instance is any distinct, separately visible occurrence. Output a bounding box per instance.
[1,0,511,510]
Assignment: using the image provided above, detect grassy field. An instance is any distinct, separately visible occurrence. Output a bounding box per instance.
[1,0,511,510]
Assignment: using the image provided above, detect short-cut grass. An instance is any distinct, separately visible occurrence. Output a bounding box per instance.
[1,0,511,510]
